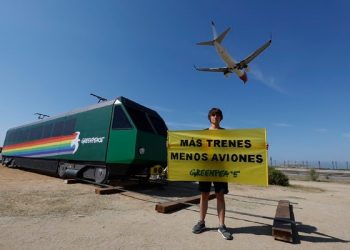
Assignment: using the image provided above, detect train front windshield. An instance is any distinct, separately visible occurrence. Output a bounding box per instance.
[124,106,167,136]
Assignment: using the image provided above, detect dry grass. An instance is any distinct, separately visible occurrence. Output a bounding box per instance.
[0,189,116,217]
[288,184,325,193]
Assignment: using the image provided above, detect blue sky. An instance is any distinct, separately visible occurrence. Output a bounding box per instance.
[0,0,349,164]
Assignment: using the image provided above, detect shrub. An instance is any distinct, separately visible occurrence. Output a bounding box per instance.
[268,167,289,186]
[309,169,319,181]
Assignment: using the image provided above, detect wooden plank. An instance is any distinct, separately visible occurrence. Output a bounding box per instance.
[272,200,297,243]
[155,193,216,213]
[64,179,82,184]
[275,200,290,218]
[95,187,124,195]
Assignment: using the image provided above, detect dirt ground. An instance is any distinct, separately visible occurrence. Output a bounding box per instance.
[0,165,349,250]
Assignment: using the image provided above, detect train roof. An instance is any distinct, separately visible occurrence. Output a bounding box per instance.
[7,96,161,131]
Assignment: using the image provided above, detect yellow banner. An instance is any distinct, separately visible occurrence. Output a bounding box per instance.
[167,129,268,186]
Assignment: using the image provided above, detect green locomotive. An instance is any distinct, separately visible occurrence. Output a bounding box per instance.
[1,97,167,183]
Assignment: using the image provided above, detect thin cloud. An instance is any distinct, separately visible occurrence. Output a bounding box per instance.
[250,68,286,94]
[272,122,293,127]
[342,133,350,139]
[315,128,328,133]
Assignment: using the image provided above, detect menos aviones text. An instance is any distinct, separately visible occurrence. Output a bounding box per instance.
[170,139,264,163]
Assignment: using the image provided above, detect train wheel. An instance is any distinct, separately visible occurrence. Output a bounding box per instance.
[94,167,109,184]
[2,157,12,167]
[57,164,67,178]
[8,158,16,168]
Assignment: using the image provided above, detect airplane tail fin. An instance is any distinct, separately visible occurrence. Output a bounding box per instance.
[211,21,218,39]
[197,22,231,46]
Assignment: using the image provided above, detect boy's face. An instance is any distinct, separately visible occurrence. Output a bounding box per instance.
[210,113,222,125]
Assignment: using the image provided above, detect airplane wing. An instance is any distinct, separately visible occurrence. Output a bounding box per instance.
[236,39,272,70]
[194,65,229,73]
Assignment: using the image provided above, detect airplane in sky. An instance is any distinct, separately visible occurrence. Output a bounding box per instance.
[194,22,272,84]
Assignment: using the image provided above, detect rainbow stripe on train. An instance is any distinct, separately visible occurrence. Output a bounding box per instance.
[2,132,80,158]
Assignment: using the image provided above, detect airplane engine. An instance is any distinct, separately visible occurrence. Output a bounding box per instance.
[224,72,231,78]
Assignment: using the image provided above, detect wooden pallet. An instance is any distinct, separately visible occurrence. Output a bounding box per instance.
[272,200,297,243]
[95,187,124,195]
[155,193,216,213]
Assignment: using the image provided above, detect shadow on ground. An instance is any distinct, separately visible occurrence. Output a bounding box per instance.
[120,181,200,198]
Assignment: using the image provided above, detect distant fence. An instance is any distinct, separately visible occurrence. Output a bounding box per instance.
[269,159,350,170]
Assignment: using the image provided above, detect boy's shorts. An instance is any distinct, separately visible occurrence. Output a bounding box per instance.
[198,181,229,194]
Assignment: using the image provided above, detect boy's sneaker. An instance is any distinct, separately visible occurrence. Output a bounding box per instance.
[192,221,205,234]
[218,225,233,240]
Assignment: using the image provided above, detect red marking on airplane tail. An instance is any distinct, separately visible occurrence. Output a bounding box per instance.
[240,72,248,83]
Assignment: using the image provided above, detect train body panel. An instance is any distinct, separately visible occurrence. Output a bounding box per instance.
[69,104,112,162]
[107,129,137,164]
[2,103,113,163]
[1,96,167,183]
[133,130,167,164]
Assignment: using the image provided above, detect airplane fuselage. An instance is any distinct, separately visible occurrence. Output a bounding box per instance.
[213,41,245,78]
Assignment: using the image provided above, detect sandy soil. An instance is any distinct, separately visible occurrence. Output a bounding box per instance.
[0,165,349,250]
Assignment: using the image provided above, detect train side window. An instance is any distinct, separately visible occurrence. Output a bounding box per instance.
[52,121,64,136]
[43,123,53,138]
[10,131,16,144]
[149,115,167,136]
[29,128,35,140]
[12,131,16,143]
[23,129,30,142]
[126,107,154,133]
[112,106,133,129]
[4,132,11,145]
[37,126,44,139]
[18,130,25,143]
[63,119,76,135]
[13,131,20,144]
[29,126,42,140]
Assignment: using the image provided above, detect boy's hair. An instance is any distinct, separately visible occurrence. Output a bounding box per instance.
[208,108,223,121]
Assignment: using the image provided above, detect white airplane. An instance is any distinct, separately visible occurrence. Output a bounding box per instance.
[195,22,272,84]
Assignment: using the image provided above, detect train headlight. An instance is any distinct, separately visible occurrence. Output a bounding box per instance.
[138,147,145,155]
